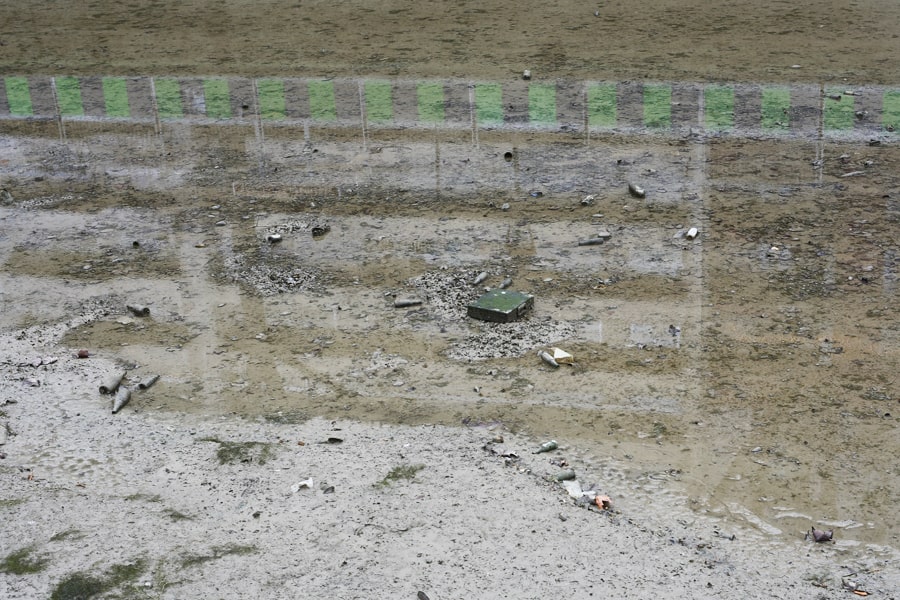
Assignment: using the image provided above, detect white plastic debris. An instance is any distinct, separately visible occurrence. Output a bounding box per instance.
[291,478,314,493]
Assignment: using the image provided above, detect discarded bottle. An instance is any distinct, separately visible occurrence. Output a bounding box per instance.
[99,372,126,395]
[112,386,131,414]
[472,271,488,286]
[555,469,577,481]
[138,374,160,390]
[533,440,558,454]
[685,227,699,240]
[627,183,646,198]
[126,304,150,317]
[393,298,423,308]
[498,277,513,289]
[538,350,559,368]
[577,237,607,246]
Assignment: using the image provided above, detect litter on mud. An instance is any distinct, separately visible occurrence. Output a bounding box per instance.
[548,347,574,364]
[112,386,131,414]
[126,304,150,317]
[538,350,559,368]
[467,289,534,323]
[533,440,558,454]
[99,372,126,395]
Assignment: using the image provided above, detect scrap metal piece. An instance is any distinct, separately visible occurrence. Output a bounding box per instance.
[467,290,534,323]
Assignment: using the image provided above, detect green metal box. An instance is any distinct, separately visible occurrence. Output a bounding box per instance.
[467,290,534,323]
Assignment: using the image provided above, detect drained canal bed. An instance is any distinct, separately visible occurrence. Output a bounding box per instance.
[1,0,899,596]
[1,116,898,597]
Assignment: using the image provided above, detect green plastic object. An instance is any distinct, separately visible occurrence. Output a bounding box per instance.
[467,290,534,323]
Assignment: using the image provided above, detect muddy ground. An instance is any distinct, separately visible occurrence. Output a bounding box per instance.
[2,1,899,599]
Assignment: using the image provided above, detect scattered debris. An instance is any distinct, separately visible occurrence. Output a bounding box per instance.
[685,227,699,240]
[533,440,558,454]
[577,237,607,246]
[291,478,314,493]
[467,289,534,323]
[266,233,282,243]
[138,374,160,390]
[112,386,131,414]
[581,195,595,206]
[76,349,90,359]
[311,223,330,237]
[628,183,646,198]
[472,271,488,286]
[841,171,865,178]
[538,349,559,368]
[595,494,612,510]
[126,304,150,317]
[393,298,423,308]
[498,276,513,289]
[555,469,576,481]
[522,69,531,81]
[548,347,574,364]
[99,372,126,395]
[807,527,834,543]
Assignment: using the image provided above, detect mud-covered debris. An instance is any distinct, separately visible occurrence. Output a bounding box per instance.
[112,386,131,414]
[76,349,90,359]
[138,374,160,390]
[311,223,330,237]
[467,289,533,323]
[577,237,606,246]
[126,304,150,317]
[549,347,574,364]
[581,195,595,206]
[522,69,531,80]
[533,440,558,454]
[538,350,559,368]
[99,372,126,395]
[807,527,834,543]
[291,478,314,493]
[555,469,576,481]
[595,494,612,510]
[266,233,282,243]
[394,298,423,308]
